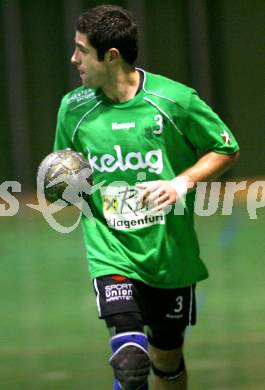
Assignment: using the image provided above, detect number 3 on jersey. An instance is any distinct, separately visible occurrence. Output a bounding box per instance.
[154,114,163,134]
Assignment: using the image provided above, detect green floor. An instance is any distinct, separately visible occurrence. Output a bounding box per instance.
[0,203,264,389]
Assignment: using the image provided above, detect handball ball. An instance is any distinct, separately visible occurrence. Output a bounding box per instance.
[37,148,92,203]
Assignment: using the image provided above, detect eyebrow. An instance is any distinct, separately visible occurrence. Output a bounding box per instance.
[75,42,89,52]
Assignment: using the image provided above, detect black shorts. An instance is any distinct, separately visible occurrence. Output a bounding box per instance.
[93,275,196,350]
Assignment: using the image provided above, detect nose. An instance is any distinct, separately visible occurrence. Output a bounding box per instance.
[71,49,79,65]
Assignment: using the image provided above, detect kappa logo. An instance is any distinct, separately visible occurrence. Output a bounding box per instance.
[105,283,133,302]
[88,145,163,174]
[112,122,135,130]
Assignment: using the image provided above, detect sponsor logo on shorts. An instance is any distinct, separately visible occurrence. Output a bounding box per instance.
[165,313,184,319]
[105,283,133,302]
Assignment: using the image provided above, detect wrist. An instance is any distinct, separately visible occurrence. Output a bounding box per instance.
[170,176,190,197]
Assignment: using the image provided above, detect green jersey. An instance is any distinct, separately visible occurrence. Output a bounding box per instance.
[54,70,239,288]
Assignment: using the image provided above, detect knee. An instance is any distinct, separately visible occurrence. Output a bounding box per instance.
[150,346,183,372]
[150,346,186,381]
[110,332,151,389]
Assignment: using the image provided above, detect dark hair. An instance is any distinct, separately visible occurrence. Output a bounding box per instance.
[75,5,138,65]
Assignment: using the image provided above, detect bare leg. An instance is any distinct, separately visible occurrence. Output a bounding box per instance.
[149,344,187,390]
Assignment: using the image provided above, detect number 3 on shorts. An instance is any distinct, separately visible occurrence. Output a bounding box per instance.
[174,296,183,313]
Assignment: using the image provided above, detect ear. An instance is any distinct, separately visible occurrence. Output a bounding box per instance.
[107,48,120,63]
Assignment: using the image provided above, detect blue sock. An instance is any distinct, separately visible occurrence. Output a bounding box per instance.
[113,378,121,390]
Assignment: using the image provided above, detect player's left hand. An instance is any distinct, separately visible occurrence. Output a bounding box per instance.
[136,180,178,212]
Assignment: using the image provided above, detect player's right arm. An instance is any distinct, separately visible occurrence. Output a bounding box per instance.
[53,98,75,152]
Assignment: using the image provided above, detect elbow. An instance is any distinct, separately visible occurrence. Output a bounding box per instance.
[232,150,240,162]
[234,150,240,160]
[227,150,240,168]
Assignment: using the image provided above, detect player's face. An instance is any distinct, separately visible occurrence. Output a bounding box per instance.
[71,31,107,89]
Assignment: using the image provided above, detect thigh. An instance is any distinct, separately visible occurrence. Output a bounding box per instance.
[105,311,145,334]
[146,321,186,350]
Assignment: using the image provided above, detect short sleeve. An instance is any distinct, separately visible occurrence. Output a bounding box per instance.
[53,99,75,152]
[180,92,240,155]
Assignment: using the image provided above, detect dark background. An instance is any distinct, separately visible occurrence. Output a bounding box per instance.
[0,2,264,389]
[0,0,264,189]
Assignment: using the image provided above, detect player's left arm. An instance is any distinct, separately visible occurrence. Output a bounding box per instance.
[139,150,239,211]
[139,91,240,211]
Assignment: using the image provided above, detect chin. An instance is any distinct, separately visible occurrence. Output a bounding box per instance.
[83,80,96,89]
